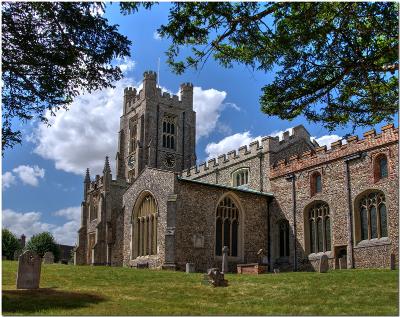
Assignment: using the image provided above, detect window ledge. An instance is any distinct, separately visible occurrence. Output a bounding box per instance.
[354,237,391,249]
[308,251,334,261]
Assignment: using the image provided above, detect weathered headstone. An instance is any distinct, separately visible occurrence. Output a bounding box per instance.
[222,246,229,273]
[390,253,396,270]
[42,251,54,264]
[203,268,228,287]
[257,248,267,264]
[16,250,41,289]
[319,254,329,273]
[13,249,22,261]
[273,268,280,274]
[339,256,347,269]
[186,262,195,273]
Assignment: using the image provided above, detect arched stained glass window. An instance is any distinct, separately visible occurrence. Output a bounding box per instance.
[232,168,249,187]
[358,192,387,242]
[132,194,157,258]
[215,196,240,257]
[307,202,331,254]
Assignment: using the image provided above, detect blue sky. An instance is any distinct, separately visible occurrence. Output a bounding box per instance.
[2,3,397,245]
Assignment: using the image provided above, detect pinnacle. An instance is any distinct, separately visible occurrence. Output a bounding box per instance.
[103,156,111,174]
[84,168,91,183]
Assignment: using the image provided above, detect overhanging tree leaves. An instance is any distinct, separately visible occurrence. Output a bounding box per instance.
[126,2,398,131]
[2,2,131,151]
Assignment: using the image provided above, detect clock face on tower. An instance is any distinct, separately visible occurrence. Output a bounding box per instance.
[127,155,135,169]
[164,153,176,169]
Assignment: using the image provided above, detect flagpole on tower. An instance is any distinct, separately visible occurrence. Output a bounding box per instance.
[157,57,160,87]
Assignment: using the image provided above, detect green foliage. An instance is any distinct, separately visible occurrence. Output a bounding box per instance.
[2,229,21,260]
[2,261,399,315]
[130,2,398,131]
[2,2,131,151]
[25,232,60,262]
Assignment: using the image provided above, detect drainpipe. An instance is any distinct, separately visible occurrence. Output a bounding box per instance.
[267,199,271,272]
[286,173,297,271]
[344,152,362,269]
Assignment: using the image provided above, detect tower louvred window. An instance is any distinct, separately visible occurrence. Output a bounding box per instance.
[162,116,176,150]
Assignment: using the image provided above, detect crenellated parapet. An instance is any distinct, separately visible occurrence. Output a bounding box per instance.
[181,125,316,179]
[123,72,194,115]
[270,123,398,179]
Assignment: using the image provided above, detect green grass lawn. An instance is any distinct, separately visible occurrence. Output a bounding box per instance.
[2,260,398,315]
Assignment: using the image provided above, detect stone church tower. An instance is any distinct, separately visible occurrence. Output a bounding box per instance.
[116,71,196,183]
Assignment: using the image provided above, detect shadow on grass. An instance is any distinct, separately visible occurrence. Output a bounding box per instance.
[2,288,106,314]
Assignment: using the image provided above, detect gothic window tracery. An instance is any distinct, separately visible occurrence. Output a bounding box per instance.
[306,202,331,254]
[215,196,240,257]
[132,194,157,258]
[129,118,138,154]
[356,191,387,242]
[162,116,176,150]
[232,168,249,187]
[89,196,98,221]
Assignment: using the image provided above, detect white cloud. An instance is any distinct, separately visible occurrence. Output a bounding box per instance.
[2,171,16,189]
[193,87,238,140]
[205,131,261,161]
[2,206,81,246]
[33,76,137,176]
[115,56,136,73]
[311,134,345,149]
[269,127,294,140]
[12,165,45,186]
[153,31,161,40]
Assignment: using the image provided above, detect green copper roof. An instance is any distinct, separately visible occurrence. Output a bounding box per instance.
[176,176,274,197]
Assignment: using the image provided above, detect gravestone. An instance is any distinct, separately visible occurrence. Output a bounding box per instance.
[319,254,329,273]
[222,246,229,273]
[273,268,280,274]
[16,250,41,289]
[203,268,228,287]
[390,253,395,270]
[43,252,54,264]
[186,262,195,273]
[13,249,22,261]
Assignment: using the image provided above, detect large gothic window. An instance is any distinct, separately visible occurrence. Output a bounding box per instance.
[278,220,290,257]
[132,194,157,258]
[215,196,240,257]
[306,202,331,254]
[232,168,249,187]
[356,191,387,242]
[89,196,98,221]
[162,116,176,150]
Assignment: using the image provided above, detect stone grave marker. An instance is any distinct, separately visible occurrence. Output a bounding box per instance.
[203,268,228,287]
[222,246,229,273]
[16,250,41,289]
[319,254,329,273]
[43,251,54,264]
[186,262,195,273]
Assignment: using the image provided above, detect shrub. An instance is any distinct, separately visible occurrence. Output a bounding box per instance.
[25,232,60,262]
[2,229,21,260]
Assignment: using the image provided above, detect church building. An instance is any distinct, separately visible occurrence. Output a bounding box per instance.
[74,71,398,272]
